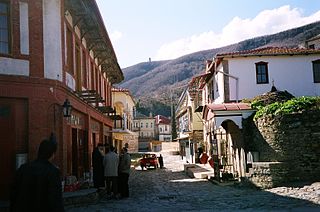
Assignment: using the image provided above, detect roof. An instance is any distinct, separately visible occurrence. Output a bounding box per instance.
[207,103,252,111]
[306,34,320,42]
[155,115,171,125]
[65,0,123,84]
[216,47,320,58]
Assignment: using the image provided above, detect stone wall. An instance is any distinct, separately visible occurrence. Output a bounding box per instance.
[248,162,290,188]
[243,110,320,186]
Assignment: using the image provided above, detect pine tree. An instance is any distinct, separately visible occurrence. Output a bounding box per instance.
[171,104,177,140]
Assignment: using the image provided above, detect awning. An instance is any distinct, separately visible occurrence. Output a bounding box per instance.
[207,102,251,111]
[203,102,255,129]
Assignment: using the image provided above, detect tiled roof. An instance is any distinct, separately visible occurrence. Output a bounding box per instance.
[155,115,171,124]
[207,103,251,111]
[216,47,320,58]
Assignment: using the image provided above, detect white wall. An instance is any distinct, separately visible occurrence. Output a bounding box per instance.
[225,55,320,100]
[43,0,63,81]
[214,67,225,103]
[19,2,29,55]
[0,57,29,76]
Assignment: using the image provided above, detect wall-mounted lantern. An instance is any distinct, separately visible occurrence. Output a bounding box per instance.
[62,99,72,117]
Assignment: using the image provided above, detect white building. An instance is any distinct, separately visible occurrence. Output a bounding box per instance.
[155,115,172,142]
[133,113,155,151]
[202,46,320,178]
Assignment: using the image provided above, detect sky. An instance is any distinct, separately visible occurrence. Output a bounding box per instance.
[96,0,320,68]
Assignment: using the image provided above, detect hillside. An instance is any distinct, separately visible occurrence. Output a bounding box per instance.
[117,21,320,117]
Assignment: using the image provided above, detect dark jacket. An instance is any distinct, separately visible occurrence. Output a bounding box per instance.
[92,147,105,188]
[10,159,64,212]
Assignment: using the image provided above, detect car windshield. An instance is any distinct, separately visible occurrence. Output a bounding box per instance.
[143,154,156,158]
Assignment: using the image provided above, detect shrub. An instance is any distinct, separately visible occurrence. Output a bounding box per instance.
[252,96,320,120]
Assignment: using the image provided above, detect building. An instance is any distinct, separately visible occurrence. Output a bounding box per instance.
[154,115,172,142]
[305,34,320,49]
[201,46,320,179]
[175,81,204,164]
[0,0,123,200]
[133,113,155,151]
[111,88,138,153]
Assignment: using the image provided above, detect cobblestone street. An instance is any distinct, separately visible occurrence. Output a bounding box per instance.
[66,152,320,212]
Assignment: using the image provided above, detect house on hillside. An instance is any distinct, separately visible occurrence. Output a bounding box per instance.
[305,34,320,49]
[175,79,204,164]
[154,115,172,142]
[111,88,138,153]
[133,113,156,151]
[201,46,320,180]
[0,0,123,200]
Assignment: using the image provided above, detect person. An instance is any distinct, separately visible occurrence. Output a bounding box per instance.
[92,143,105,190]
[158,154,164,169]
[10,136,64,212]
[118,147,131,198]
[103,146,119,199]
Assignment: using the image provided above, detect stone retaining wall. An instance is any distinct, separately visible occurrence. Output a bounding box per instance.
[248,162,289,189]
[243,110,320,187]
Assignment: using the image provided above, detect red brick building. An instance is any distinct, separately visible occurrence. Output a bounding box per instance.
[0,0,123,200]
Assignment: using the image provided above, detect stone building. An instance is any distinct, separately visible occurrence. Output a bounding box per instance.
[0,0,123,200]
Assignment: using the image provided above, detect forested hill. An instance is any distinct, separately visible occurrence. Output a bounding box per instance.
[118,21,320,117]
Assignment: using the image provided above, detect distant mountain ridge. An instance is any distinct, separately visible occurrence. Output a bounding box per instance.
[118,21,320,116]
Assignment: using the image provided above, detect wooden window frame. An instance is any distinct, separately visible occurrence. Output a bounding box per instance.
[66,26,74,75]
[312,59,320,83]
[255,61,269,84]
[0,0,10,55]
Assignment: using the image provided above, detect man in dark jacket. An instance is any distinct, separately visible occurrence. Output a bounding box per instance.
[92,143,105,189]
[10,136,64,212]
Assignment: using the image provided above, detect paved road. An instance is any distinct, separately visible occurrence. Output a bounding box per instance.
[66,152,320,212]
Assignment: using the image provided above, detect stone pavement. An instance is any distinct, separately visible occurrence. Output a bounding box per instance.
[66,152,320,212]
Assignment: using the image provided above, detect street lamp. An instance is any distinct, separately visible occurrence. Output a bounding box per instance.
[62,99,72,117]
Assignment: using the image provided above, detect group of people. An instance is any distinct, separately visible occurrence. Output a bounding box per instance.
[92,143,131,199]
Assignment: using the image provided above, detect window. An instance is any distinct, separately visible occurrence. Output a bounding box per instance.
[255,62,269,84]
[312,60,320,83]
[0,1,10,54]
[309,44,315,49]
[146,123,148,128]
[140,122,143,128]
[66,27,74,74]
[82,49,88,88]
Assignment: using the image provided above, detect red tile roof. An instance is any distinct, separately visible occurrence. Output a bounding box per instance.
[216,47,320,58]
[207,103,251,111]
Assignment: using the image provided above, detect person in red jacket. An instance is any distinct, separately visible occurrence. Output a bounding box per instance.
[10,135,64,212]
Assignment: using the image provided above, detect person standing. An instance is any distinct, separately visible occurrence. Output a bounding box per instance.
[103,146,119,198]
[10,137,64,212]
[92,143,105,190]
[118,147,131,198]
[158,154,164,169]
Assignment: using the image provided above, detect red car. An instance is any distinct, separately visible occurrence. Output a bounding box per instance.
[140,153,159,169]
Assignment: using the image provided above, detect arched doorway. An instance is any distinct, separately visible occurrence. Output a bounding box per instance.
[217,119,246,179]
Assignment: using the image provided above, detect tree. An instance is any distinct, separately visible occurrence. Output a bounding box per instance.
[171,104,177,140]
